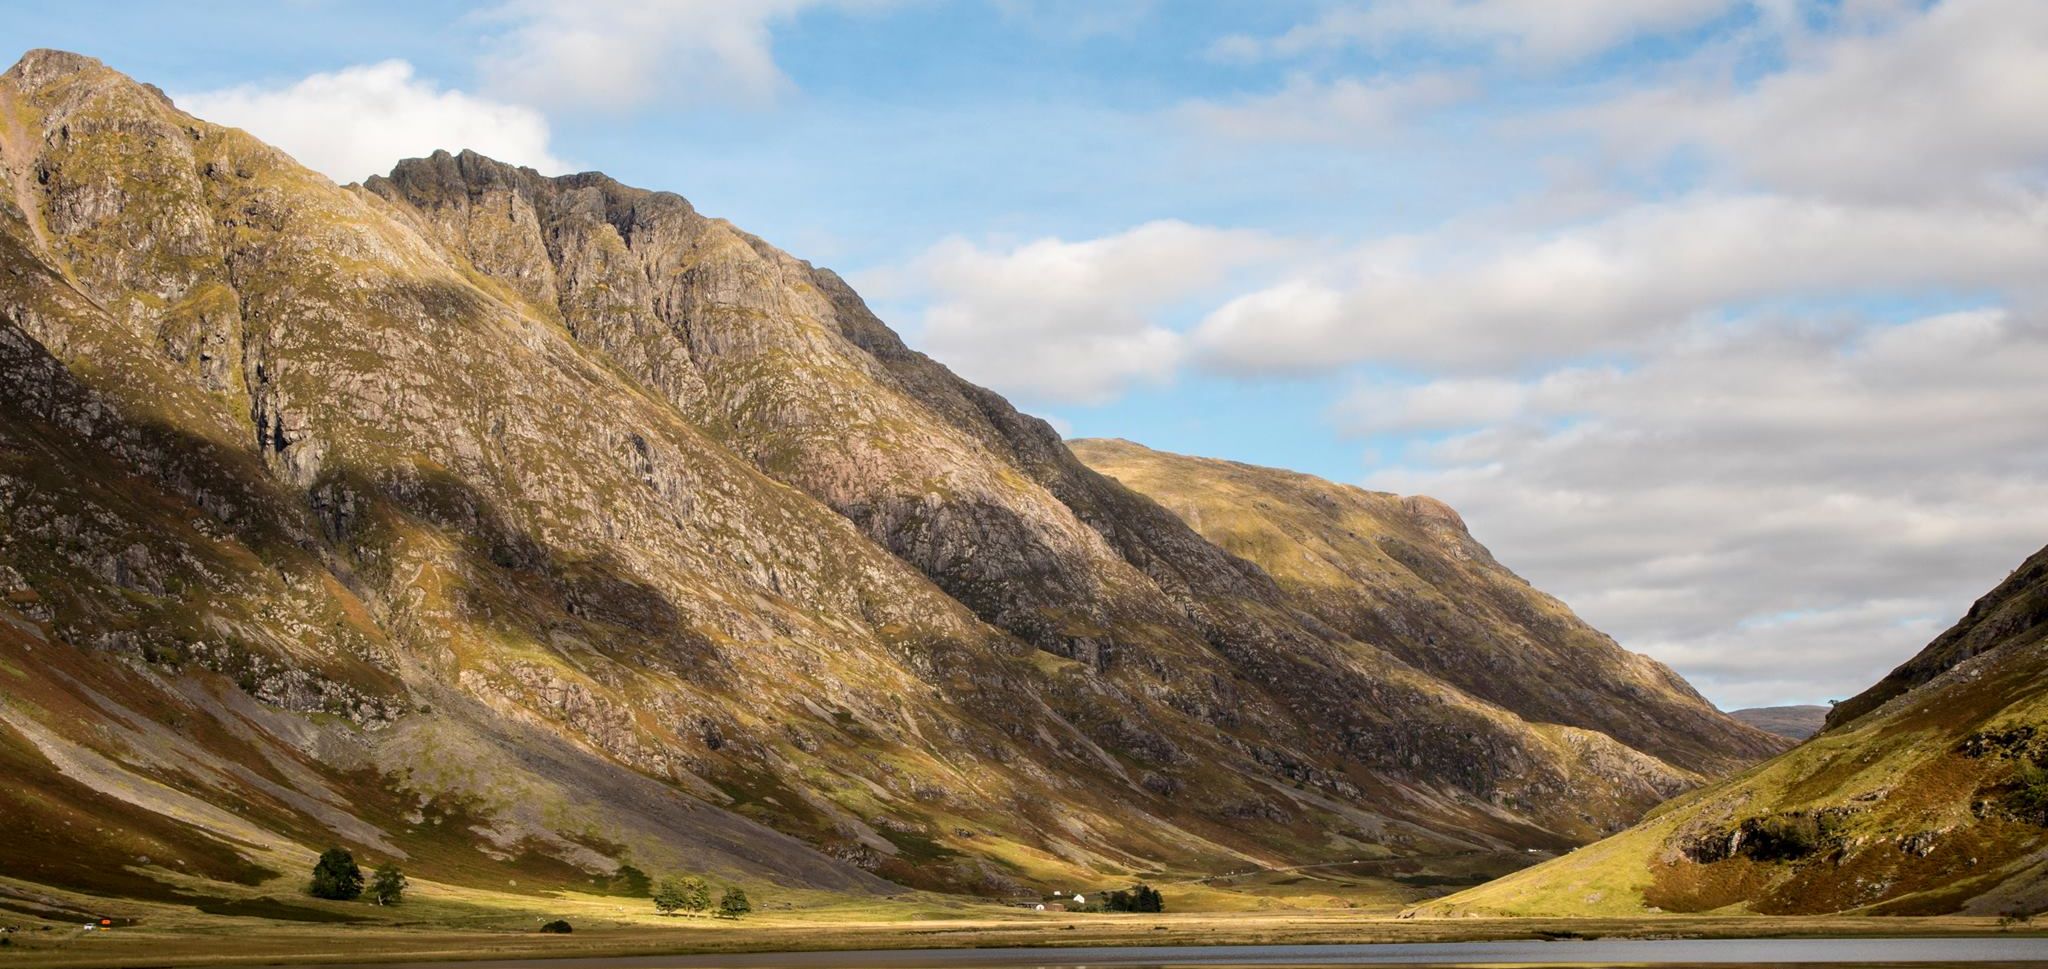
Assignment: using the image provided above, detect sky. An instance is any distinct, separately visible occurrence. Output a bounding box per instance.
[8,0,2046,710]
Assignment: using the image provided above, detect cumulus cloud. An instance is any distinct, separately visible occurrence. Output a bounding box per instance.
[865,221,1297,405]
[1212,0,1743,66]
[1177,73,1478,143]
[177,61,569,183]
[1354,309,2048,706]
[866,0,2048,708]
[477,0,881,110]
[1568,0,2048,201]
[1191,192,2048,374]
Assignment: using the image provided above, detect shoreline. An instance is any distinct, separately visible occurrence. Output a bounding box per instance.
[5,912,2045,969]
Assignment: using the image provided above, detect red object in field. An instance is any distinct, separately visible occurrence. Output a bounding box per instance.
[98,920,110,926]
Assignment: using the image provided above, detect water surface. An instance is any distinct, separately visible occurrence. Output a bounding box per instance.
[341,937,2048,969]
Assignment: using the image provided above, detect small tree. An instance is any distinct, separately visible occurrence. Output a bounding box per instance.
[682,876,712,914]
[653,877,687,915]
[718,886,752,919]
[655,875,712,916]
[309,848,364,901]
[1134,883,1164,913]
[370,863,408,905]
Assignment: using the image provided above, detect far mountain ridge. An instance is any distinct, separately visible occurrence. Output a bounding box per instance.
[1731,705,1831,740]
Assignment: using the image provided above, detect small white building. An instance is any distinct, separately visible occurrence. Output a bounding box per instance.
[1072,894,1086,905]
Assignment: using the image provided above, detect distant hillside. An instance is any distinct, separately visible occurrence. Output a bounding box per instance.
[1731,706,1831,740]
[1412,543,2048,917]
[1070,438,1788,779]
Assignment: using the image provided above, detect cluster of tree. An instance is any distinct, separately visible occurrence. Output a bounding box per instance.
[308,848,407,905]
[652,875,752,919]
[1101,884,1164,913]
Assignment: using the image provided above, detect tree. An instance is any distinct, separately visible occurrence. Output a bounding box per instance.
[309,848,363,900]
[654,875,711,916]
[682,876,712,914]
[1134,883,1164,913]
[370,863,407,905]
[652,877,686,915]
[540,919,574,934]
[718,886,752,919]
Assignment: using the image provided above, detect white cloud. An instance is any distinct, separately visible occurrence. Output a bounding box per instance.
[1191,192,2048,374]
[1331,376,1533,433]
[865,221,1297,405]
[1570,0,2048,201]
[476,0,881,110]
[1177,73,1478,144]
[176,61,569,183]
[1181,0,2048,708]
[1213,0,1744,66]
[1356,308,2048,707]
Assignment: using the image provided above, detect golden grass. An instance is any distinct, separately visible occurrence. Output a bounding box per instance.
[2,882,2040,969]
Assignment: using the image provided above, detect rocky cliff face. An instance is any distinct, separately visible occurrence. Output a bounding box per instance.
[0,49,1778,906]
[1414,543,2048,917]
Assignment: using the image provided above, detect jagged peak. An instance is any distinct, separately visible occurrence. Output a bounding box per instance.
[370,148,701,240]
[4,48,107,87]
[3,48,178,119]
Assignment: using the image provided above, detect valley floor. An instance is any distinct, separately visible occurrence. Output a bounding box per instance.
[1,879,2042,969]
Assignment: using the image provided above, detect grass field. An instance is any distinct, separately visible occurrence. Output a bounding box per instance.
[2,871,2043,969]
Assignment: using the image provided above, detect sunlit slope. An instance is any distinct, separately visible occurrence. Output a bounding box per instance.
[1412,544,2048,917]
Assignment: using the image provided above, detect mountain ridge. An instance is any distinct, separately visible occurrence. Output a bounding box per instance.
[0,48,1779,909]
[1731,706,1830,740]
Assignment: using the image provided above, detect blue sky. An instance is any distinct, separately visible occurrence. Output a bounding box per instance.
[12,0,2048,709]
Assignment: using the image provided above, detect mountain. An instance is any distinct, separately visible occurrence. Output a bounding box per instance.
[0,49,1777,909]
[1731,706,1830,740]
[1068,439,1779,775]
[1412,543,2048,918]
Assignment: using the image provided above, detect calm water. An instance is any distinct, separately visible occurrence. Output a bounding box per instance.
[340,938,2048,969]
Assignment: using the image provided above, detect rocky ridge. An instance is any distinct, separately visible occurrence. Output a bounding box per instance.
[0,49,1778,905]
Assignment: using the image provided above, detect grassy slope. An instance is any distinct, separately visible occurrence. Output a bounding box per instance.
[1412,544,2048,918]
